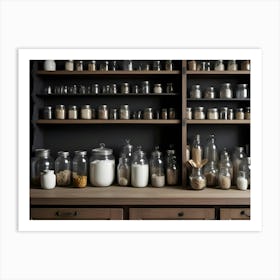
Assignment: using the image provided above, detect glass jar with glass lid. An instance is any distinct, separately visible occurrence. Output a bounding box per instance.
[220,83,233,99]
[227,60,238,71]
[149,146,165,187]
[72,151,88,188]
[194,107,205,120]
[55,151,71,186]
[204,86,216,99]
[190,84,202,99]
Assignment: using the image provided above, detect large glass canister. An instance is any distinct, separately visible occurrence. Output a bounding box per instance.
[232,147,246,185]
[149,147,165,187]
[191,134,203,165]
[117,155,130,186]
[219,83,233,98]
[72,151,88,188]
[131,146,149,188]
[189,167,206,190]
[55,151,71,186]
[90,143,115,187]
[204,134,218,163]
[203,161,218,187]
[31,149,49,185]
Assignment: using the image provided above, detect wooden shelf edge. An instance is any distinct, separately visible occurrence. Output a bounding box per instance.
[36,93,180,97]
[186,120,250,124]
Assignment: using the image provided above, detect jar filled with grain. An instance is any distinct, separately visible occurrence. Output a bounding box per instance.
[120,105,130,120]
[153,83,162,94]
[207,108,218,120]
[190,167,206,190]
[194,107,205,120]
[218,167,231,190]
[150,147,165,187]
[98,105,109,120]
[68,105,78,120]
[245,107,250,120]
[192,134,203,165]
[65,60,74,71]
[203,161,218,187]
[214,60,225,71]
[220,83,233,98]
[227,60,238,71]
[204,86,216,99]
[235,108,245,120]
[166,154,178,186]
[190,84,202,99]
[88,60,96,71]
[55,105,65,119]
[186,108,192,120]
[72,151,88,188]
[144,108,153,120]
[188,60,197,71]
[75,60,83,71]
[55,151,71,186]
[81,105,92,119]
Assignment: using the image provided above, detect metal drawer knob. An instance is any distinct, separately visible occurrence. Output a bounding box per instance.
[240,210,250,218]
[178,211,184,217]
[56,211,78,217]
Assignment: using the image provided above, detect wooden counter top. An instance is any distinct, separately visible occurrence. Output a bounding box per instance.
[30,186,250,206]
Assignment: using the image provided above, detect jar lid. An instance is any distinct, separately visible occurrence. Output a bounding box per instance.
[56,104,65,108]
[69,105,77,110]
[82,105,91,109]
[186,107,192,111]
[236,108,244,112]
[222,83,231,86]
[74,150,87,156]
[237,84,248,87]
[92,143,113,156]
[154,84,161,86]
[34,149,48,157]
[194,106,204,110]
[44,106,52,110]
[142,81,149,84]
[208,108,218,112]
[58,151,69,157]
[220,107,228,110]
[192,84,200,88]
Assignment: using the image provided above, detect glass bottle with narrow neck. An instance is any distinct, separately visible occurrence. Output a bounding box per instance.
[204,134,218,163]
[191,134,203,165]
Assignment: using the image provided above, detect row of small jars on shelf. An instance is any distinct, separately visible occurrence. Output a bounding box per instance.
[31,142,179,189]
[43,105,177,120]
[43,60,175,72]
[189,83,249,99]
[44,82,175,95]
[186,107,250,120]
[187,134,250,191]
[188,60,250,71]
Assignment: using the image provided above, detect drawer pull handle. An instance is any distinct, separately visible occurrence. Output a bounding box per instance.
[240,210,250,218]
[56,211,78,217]
[178,211,184,217]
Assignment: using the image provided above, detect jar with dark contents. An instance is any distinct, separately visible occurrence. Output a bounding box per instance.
[166,83,174,93]
[168,108,176,119]
[153,61,161,71]
[161,108,168,120]
[220,107,229,120]
[75,61,83,71]
[109,108,118,120]
[228,108,234,120]
[245,107,250,120]
[165,60,173,71]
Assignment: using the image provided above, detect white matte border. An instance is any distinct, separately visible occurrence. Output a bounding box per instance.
[18,48,262,232]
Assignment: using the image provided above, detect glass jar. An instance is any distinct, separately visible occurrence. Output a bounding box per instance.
[75,60,83,71]
[153,60,161,71]
[236,84,249,99]
[72,151,88,188]
[55,151,71,186]
[93,84,99,94]
[153,84,162,94]
[31,149,49,185]
[192,134,203,165]
[166,154,178,185]
[228,108,234,120]
[188,60,197,71]
[44,60,56,71]
[186,108,192,120]
[55,105,65,119]
[227,60,238,71]
[165,60,173,71]
[161,108,168,120]
[91,108,96,119]
[144,108,153,120]
[194,107,205,120]
[235,108,245,120]
[98,105,109,120]
[220,107,229,120]
[197,61,206,71]
[166,83,174,93]
[241,60,250,71]
[232,147,246,185]
[109,108,118,120]
[219,153,233,179]
[220,83,233,99]
[88,60,96,71]
[204,134,218,163]
[131,146,149,187]
[168,108,176,119]
[123,60,133,71]
[245,107,250,120]
[204,87,216,99]
[120,105,130,120]
[100,61,109,71]
[112,61,117,71]
[190,167,206,190]
[207,108,219,120]
[121,83,129,94]
[206,61,211,71]
[239,157,251,187]
[40,170,56,190]
[79,85,86,95]
[110,84,117,94]
[132,85,139,94]
[214,60,225,71]
[90,143,115,187]
[65,60,74,71]
[117,155,130,186]
[142,81,150,94]
[236,171,249,191]
[204,161,218,187]
[218,167,231,190]
[81,105,92,119]
[43,106,53,119]
[150,147,165,187]
[190,84,202,99]
[68,105,78,120]
[120,139,134,163]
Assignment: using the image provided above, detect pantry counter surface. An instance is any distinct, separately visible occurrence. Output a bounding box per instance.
[30,186,250,206]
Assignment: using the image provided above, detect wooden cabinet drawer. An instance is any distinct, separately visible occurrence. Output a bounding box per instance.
[220,208,250,220]
[129,208,215,220]
[31,207,123,220]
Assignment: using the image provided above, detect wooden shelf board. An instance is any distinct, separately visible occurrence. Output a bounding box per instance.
[186,70,250,75]
[187,98,250,102]
[37,70,181,75]
[186,120,250,124]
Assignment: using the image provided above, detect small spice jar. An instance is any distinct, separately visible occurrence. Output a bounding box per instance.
[109,108,118,120]
[142,81,150,94]
[194,107,205,120]
[161,108,168,119]
[227,60,238,71]
[81,105,92,119]
[55,105,65,119]
[168,108,176,119]
[207,108,219,120]
[197,61,206,71]
[144,108,153,120]
[153,61,161,71]
[68,105,78,119]
[121,83,129,94]
[241,60,250,70]
[245,107,250,120]
[188,60,197,71]
[220,107,229,120]
[93,84,99,94]
[98,105,109,120]
[75,60,83,71]
[186,108,192,120]
[220,83,233,99]
[110,84,117,94]
[65,60,74,71]
[235,108,245,120]
[43,106,53,119]
[165,60,173,71]
[100,61,109,71]
[190,84,202,99]
[228,108,234,120]
[214,60,225,71]
[112,61,117,71]
[166,83,174,93]
[132,85,139,94]
[204,87,216,99]
[153,83,162,94]
[88,60,96,71]
[120,105,130,120]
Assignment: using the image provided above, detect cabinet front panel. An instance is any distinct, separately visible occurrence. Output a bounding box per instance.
[220,208,250,220]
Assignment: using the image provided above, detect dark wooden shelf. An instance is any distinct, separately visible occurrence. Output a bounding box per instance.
[186,120,250,124]
[36,119,181,125]
[37,70,181,75]
[187,98,250,102]
[186,70,250,75]
[36,93,180,97]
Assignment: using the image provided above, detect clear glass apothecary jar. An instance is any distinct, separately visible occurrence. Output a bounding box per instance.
[31,149,50,185]
[218,167,231,190]
[166,150,178,186]
[149,147,165,187]
[214,60,225,71]
[72,151,88,188]
[219,83,233,99]
[55,151,71,186]
[203,161,218,187]
[204,86,216,99]
[236,84,249,99]
[190,84,202,99]
[189,167,206,190]
[227,60,238,71]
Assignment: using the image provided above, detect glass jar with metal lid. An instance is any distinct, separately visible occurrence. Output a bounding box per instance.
[65,60,74,71]
[31,149,50,185]
[161,108,168,120]
[55,105,65,119]
[75,60,83,71]
[190,85,202,99]
[245,107,250,120]
[207,108,219,120]
[55,151,71,186]
[72,151,88,188]
[228,108,234,120]
[165,60,173,71]
[194,107,205,120]
[98,105,109,119]
[149,146,165,187]
[153,84,162,94]
[90,143,115,187]
[68,105,78,119]
[204,87,216,99]
[227,60,238,71]
[220,107,229,119]
[144,108,153,120]
[241,60,250,70]
[120,105,130,120]
[235,108,245,120]
[88,60,96,71]
[43,106,53,119]
[121,83,129,94]
[214,60,225,71]
[109,108,118,120]
[186,108,192,120]
[81,105,92,119]
[236,84,249,99]
[220,83,232,98]
[142,81,150,94]
[153,61,161,71]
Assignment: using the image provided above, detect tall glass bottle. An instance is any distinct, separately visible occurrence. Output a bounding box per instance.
[117,154,130,186]
[150,146,165,187]
[191,134,203,164]
[120,139,134,163]
[219,153,233,179]
[232,147,246,185]
[204,134,218,163]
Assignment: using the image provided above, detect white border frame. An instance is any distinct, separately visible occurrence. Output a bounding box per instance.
[18,48,262,232]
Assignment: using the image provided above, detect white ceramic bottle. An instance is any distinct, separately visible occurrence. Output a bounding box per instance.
[40,170,56,189]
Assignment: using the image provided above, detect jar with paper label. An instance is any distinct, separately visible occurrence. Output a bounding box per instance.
[55,105,65,119]
[220,83,232,98]
[190,167,206,190]
[131,146,149,188]
[214,60,225,71]
[232,147,246,185]
[190,85,202,99]
[186,108,192,120]
[204,87,216,99]
[65,60,74,71]
[207,108,218,120]
[55,151,71,186]
[227,60,238,71]
[236,84,248,99]
[150,147,165,187]
[75,61,83,71]
[72,151,88,188]
[90,143,115,187]
[245,107,250,120]
[98,105,109,120]
[204,161,218,187]
[88,60,96,71]
[235,108,244,120]
[218,167,231,190]
[120,105,130,120]
[117,155,130,186]
[81,105,92,119]
[68,105,78,119]
[153,84,162,94]
[194,107,205,120]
